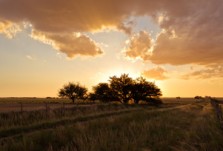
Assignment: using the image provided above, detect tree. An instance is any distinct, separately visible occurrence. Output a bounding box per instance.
[88,74,162,105]
[194,96,203,100]
[58,82,87,103]
[109,74,134,104]
[130,77,162,104]
[89,83,116,102]
[130,77,148,104]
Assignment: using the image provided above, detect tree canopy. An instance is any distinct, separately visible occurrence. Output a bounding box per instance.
[59,74,162,104]
[89,83,116,102]
[109,74,134,103]
[58,82,87,103]
[90,74,162,104]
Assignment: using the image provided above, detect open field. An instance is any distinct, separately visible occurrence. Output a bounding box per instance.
[0,98,95,113]
[0,97,209,113]
[0,98,222,151]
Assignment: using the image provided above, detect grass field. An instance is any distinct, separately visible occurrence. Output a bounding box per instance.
[0,98,222,151]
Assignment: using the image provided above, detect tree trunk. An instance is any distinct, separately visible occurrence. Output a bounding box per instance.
[134,99,139,104]
[123,98,129,104]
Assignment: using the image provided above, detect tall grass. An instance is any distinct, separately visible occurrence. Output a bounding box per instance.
[0,104,142,129]
[1,102,222,151]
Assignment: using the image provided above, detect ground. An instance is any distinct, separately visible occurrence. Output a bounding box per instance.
[0,98,222,151]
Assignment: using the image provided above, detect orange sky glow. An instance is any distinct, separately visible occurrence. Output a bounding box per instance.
[0,0,223,97]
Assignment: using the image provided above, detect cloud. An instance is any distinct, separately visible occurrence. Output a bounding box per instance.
[117,22,133,35]
[0,0,223,64]
[124,31,152,60]
[26,55,34,60]
[123,0,223,66]
[148,0,223,65]
[142,67,168,80]
[0,20,21,38]
[182,64,223,80]
[0,0,134,33]
[0,0,136,57]
[31,30,103,58]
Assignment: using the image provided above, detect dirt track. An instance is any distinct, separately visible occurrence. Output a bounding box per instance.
[0,104,191,140]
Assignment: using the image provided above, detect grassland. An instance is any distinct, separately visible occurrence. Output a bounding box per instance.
[0,98,222,151]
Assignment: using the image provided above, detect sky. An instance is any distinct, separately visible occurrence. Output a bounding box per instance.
[0,0,223,97]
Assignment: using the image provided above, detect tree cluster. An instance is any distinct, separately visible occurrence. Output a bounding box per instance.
[59,74,162,105]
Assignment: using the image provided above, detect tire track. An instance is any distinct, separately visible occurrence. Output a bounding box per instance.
[0,104,191,142]
[0,108,140,140]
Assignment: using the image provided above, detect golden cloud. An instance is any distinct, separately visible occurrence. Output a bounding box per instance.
[182,64,223,80]
[0,0,223,64]
[0,20,21,38]
[151,1,223,65]
[0,0,135,33]
[31,30,103,58]
[124,31,152,60]
[142,67,167,80]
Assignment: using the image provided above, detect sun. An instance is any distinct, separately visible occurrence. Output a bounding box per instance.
[110,68,140,78]
[95,67,140,83]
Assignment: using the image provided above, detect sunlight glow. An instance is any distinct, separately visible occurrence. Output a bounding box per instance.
[96,68,141,83]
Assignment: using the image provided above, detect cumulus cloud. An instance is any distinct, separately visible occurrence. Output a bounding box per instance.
[0,0,223,63]
[124,31,152,60]
[123,0,223,66]
[148,0,223,65]
[0,20,21,38]
[31,30,103,58]
[182,64,223,80]
[0,0,137,57]
[0,0,135,33]
[142,67,168,80]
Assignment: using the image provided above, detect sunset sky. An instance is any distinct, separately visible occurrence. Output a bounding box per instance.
[0,0,223,97]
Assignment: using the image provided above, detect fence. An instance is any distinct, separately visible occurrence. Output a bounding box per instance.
[0,102,96,114]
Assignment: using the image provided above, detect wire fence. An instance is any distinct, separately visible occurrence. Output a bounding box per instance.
[0,102,96,113]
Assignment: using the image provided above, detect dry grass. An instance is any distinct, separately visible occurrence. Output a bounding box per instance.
[0,99,222,151]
